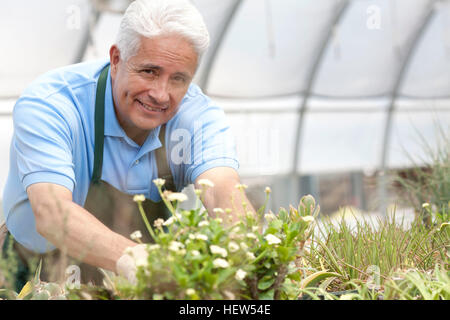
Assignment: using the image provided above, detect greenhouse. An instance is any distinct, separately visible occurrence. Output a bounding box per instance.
[0,0,448,302]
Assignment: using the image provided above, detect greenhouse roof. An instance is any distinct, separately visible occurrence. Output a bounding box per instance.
[0,0,449,189]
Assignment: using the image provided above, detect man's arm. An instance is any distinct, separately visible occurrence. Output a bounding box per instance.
[27,183,136,272]
[194,167,255,223]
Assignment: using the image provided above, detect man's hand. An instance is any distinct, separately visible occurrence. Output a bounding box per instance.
[116,244,149,284]
[194,167,255,223]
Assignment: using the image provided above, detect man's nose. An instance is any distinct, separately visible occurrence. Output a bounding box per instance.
[149,78,170,105]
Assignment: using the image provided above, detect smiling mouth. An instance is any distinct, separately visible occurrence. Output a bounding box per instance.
[136,99,168,113]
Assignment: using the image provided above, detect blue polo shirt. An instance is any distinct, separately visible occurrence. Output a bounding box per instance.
[2,59,239,253]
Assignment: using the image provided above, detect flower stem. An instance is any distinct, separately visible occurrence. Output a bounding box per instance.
[137,201,157,242]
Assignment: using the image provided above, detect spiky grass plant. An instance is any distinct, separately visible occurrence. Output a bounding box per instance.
[393,123,449,224]
[300,206,449,294]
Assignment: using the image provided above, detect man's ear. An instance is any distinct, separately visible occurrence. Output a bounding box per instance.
[109,45,121,77]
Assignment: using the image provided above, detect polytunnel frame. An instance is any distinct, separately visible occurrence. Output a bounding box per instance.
[378,2,438,215]
[0,0,446,214]
[195,0,443,213]
[289,0,438,214]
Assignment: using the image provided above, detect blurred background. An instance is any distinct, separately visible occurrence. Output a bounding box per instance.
[0,0,449,225]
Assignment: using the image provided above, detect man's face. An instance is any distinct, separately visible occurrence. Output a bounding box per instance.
[109,35,198,142]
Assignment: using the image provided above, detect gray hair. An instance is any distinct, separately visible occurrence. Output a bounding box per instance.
[116,0,210,62]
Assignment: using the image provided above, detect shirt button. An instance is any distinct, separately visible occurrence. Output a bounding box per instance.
[135,159,140,165]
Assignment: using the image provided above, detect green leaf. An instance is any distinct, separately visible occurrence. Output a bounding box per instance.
[259,289,274,300]
[17,281,33,299]
[300,271,342,289]
[277,246,294,263]
[278,208,289,222]
[299,195,315,216]
[258,277,275,291]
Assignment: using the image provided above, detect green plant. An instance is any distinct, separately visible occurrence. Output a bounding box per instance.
[302,208,449,293]
[383,265,450,300]
[107,180,319,300]
[394,124,449,224]
[0,260,67,300]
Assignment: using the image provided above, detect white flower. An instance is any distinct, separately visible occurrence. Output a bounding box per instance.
[246,252,255,260]
[153,218,164,228]
[235,269,247,281]
[213,258,230,268]
[214,218,223,223]
[189,234,196,240]
[213,208,225,214]
[422,203,430,208]
[148,244,161,251]
[231,226,241,234]
[228,241,239,253]
[210,245,228,258]
[265,187,271,194]
[240,242,249,250]
[301,215,315,223]
[252,226,259,232]
[265,234,282,245]
[198,221,209,227]
[198,179,215,188]
[163,216,176,226]
[264,213,276,222]
[133,194,145,202]
[194,189,202,197]
[168,241,184,253]
[167,192,188,203]
[246,233,257,239]
[130,230,142,241]
[246,211,255,219]
[195,233,208,241]
[153,178,166,187]
[191,250,200,257]
[135,257,148,267]
[186,288,196,296]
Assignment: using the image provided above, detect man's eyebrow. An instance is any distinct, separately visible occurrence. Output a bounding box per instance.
[138,63,161,70]
[137,64,191,78]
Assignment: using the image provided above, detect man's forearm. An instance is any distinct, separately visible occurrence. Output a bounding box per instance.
[35,199,136,272]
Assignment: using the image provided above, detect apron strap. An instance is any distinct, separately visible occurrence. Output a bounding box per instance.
[92,64,176,191]
[155,124,176,192]
[92,65,109,185]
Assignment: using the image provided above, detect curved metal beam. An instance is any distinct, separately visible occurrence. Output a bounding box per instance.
[198,0,244,90]
[73,3,101,63]
[291,0,351,175]
[378,1,437,215]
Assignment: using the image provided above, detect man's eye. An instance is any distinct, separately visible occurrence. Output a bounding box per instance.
[173,76,186,83]
[143,69,156,75]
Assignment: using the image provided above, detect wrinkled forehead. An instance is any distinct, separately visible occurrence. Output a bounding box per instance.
[129,35,199,74]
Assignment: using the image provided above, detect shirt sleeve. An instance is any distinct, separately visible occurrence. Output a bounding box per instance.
[13,93,76,192]
[167,89,239,189]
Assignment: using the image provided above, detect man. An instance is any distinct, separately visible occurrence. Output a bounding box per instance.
[1,0,254,286]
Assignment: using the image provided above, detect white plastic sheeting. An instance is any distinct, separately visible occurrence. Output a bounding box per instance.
[0,0,449,200]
